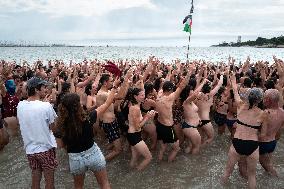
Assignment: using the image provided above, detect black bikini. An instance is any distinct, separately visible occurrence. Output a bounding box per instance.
[198,120,210,127]
[232,119,261,156]
[181,121,198,129]
[236,119,261,130]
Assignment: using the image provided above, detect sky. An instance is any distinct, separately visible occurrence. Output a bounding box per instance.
[0,0,283,47]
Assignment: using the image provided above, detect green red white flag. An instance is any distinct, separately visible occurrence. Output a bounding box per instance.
[183,16,192,34]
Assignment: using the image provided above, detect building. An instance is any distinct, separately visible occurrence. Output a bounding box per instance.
[237,36,241,43]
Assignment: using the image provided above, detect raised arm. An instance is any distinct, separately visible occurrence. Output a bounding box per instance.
[170,70,192,100]
[96,87,116,118]
[115,68,133,100]
[209,74,224,97]
[184,78,207,103]
[76,69,95,88]
[230,73,242,106]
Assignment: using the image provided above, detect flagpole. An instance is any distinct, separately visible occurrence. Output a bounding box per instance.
[185,0,194,61]
[187,35,190,60]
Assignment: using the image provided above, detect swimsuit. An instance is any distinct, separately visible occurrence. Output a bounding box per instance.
[232,119,261,156]
[199,120,211,127]
[181,121,198,129]
[127,131,142,146]
[101,120,120,143]
[259,140,277,155]
[213,112,227,126]
[156,121,178,144]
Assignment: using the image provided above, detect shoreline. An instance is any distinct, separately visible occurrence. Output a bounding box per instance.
[211,45,284,48]
[0,45,283,48]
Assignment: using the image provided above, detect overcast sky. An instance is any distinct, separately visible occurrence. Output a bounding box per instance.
[0,0,283,46]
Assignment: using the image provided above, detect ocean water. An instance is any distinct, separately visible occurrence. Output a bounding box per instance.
[0,46,284,64]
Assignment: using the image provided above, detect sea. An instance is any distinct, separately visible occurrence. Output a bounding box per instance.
[0,46,284,188]
[0,46,284,64]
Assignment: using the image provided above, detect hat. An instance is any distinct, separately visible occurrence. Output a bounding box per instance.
[27,77,47,89]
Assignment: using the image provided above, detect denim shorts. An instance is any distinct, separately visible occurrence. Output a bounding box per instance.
[68,143,106,175]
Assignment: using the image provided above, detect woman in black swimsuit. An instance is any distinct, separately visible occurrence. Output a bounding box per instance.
[222,73,264,189]
[127,88,156,170]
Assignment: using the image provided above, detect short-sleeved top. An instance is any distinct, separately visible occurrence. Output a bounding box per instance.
[17,100,57,154]
[62,110,97,153]
[2,93,19,118]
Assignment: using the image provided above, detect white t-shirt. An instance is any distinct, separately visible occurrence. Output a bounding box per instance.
[17,100,57,154]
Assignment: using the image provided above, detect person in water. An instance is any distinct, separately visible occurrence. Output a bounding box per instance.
[56,79,119,189]
[126,87,156,170]
[259,89,284,176]
[155,70,191,162]
[17,77,58,189]
[0,111,9,151]
[0,79,20,137]
[222,73,264,189]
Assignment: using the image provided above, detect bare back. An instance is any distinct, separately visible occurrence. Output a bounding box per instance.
[155,94,174,126]
[261,108,284,142]
[234,104,263,141]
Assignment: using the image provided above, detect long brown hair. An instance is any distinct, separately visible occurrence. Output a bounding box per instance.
[57,93,86,141]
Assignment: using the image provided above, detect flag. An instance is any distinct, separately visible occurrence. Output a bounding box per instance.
[102,61,122,77]
[183,15,192,34]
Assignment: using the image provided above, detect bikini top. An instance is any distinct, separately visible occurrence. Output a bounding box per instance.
[237,119,261,130]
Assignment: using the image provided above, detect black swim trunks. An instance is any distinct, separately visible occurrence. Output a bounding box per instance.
[213,112,227,126]
[156,121,178,144]
[259,140,277,155]
[101,120,120,143]
[226,119,237,128]
[127,131,142,146]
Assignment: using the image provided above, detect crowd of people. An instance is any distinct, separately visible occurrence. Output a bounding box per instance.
[0,56,284,189]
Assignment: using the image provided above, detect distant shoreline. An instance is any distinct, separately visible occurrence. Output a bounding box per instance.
[0,45,85,47]
[212,44,284,48]
[212,36,284,48]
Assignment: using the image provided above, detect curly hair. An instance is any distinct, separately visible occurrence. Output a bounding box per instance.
[57,93,87,141]
[248,88,263,109]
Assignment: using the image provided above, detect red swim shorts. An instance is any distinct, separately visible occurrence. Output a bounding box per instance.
[27,148,58,170]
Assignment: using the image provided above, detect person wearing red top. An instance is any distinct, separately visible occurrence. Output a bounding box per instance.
[0,79,20,136]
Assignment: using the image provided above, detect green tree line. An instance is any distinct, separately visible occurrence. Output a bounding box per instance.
[214,36,284,47]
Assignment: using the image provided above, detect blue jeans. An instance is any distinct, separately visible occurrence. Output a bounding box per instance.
[68,143,106,175]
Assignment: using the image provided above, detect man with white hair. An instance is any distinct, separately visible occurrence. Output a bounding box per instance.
[259,89,284,176]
